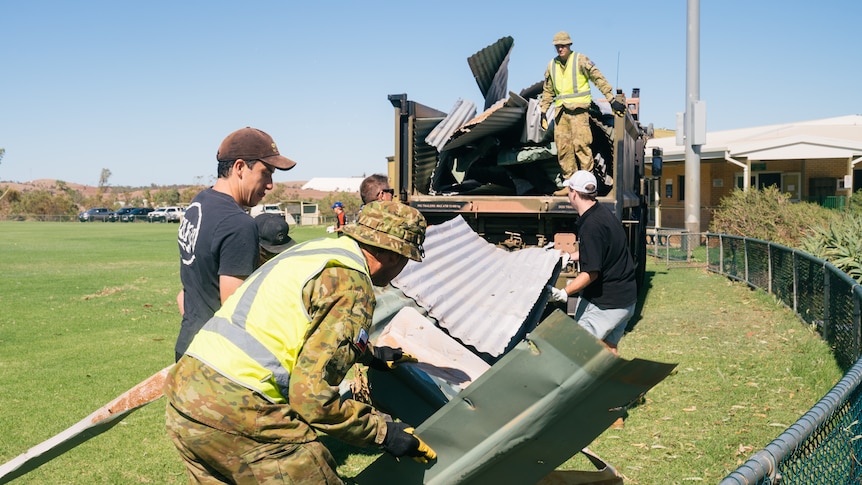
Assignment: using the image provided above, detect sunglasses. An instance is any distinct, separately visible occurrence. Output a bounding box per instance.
[380,189,395,196]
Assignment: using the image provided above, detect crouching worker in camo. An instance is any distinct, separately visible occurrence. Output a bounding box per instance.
[164,200,436,484]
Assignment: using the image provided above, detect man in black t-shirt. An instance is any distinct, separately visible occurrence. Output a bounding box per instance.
[175,127,296,361]
[549,170,637,355]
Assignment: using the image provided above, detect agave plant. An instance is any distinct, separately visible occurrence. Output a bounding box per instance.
[802,214,862,283]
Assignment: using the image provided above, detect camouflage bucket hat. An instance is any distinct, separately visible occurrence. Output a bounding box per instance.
[552,31,572,46]
[343,201,427,262]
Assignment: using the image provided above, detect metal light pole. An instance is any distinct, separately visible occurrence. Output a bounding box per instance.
[685,0,702,237]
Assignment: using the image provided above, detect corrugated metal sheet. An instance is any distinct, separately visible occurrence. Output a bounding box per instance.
[355,310,677,485]
[519,80,544,100]
[424,99,476,151]
[412,117,444,194]
[466,36,514,109]
[391,215,560,359]
[441,92,529,152]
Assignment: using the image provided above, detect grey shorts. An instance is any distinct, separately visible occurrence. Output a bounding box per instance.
[574,298,636,345]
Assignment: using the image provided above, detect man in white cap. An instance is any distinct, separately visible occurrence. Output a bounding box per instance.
[549,170,637,355]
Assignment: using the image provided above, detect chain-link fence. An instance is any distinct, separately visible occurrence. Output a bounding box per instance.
[647,228,709,267]
[703,234,862,484]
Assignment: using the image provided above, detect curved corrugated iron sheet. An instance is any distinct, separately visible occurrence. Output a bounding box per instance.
[412,117,444,194]
[519,80,544,100]
[391,215,560,358]
[467,36,514,106]
[425,99,477,151]
[355,311,677,485]
[441,93,528,152]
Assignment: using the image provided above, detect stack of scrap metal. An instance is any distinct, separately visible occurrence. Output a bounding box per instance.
[420,36,615,197]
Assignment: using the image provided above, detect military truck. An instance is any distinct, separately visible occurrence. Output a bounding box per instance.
[386,38,650,291]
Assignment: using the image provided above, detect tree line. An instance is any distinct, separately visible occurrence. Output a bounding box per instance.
[0,179,361,222]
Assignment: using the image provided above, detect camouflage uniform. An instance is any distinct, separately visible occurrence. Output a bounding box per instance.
[164,201,427,484]
[540,52,615,178]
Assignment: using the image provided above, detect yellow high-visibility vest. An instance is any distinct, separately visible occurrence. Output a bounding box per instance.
[549,53,591,108]
[186,237,370,403]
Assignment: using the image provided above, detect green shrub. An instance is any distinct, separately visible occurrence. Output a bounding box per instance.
[802,213,862,283]
[4,189,78,220]
[710,186,838,247]
[848,189,862,214]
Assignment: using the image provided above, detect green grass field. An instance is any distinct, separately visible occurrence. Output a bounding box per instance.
[0,221,844,484]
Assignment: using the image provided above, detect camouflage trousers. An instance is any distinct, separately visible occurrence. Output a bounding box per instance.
[555,107,594,178]
[166,402,344,484]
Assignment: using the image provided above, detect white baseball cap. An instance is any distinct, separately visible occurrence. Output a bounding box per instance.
[563,170,598,194]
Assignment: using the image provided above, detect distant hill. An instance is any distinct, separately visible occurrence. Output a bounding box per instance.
[0,179,344,203]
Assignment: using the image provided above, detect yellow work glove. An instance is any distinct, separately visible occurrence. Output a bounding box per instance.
[370,345,418,371]
[382,421,437,464]
[405,427,437,464]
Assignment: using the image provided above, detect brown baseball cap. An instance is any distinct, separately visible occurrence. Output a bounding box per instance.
[216,127,296,170]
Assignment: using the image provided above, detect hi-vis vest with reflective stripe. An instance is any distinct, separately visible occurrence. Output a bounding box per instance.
[549,53,591,108]
[186,237,370,403]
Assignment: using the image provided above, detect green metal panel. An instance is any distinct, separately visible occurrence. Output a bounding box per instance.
[354,310,676,484]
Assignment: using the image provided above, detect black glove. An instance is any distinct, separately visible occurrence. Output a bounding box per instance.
[611,100,626,116]
[369,346,417,371]
[382,421,437,463]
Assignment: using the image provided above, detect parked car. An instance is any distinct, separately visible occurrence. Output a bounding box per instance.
[250,203,285,218]
[165,206,186,223]
[107,207,135,222]
[147,207,167,222]
[78,207,112,222]
[121,207,154,222]
[148,206,184,223]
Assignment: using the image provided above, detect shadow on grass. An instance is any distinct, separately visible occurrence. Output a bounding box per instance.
[625,268,663,335]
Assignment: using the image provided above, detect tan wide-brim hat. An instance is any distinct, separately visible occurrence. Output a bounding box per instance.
[343,201,427,262]
[552,31,573,46]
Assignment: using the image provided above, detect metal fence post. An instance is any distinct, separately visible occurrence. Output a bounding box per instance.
[792,251,798,315]
[767,243,773,295]
[823,262,831,344]
[854,286,862,362]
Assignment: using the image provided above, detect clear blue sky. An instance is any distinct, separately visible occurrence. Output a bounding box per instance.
[2,1,859,187]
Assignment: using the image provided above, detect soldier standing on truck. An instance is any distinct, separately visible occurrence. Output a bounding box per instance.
[540,31,626,195]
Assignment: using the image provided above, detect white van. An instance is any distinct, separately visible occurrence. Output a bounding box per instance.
[250,203,285,219]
